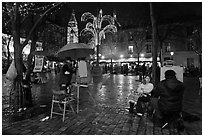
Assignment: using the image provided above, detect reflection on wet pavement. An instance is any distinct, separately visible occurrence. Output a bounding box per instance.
[2,73,139,125]
[92,74,139,108]
[2,73,202,135]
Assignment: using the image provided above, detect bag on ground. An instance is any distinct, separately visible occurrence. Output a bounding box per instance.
[6,60,17,81]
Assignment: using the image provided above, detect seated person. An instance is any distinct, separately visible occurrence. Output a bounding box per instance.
[135,75,154,116]
[129,75,154,116]
[59,61,75,93]
[151,70,185,121]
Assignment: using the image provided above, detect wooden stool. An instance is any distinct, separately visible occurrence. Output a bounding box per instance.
[50,89,75,122]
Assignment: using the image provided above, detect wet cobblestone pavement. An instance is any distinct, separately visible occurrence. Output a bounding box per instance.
[2,73,202,135]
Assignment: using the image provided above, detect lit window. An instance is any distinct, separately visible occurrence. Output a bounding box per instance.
[128,45,133,54]
[187,39,194,51]
[165,42,171,52]
[146,44,152,53]
[187,58,194,67]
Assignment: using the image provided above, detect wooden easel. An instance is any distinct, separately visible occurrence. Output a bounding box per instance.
[73,60,96,113]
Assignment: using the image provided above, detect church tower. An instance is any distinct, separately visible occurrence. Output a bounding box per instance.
[67,10,78,44]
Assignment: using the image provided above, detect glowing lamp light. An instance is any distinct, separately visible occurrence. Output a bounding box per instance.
[140,53,144,57]
[170,52,174,56]
[120,55,124,58]
[130,55,133,58]
[101,56,105,59]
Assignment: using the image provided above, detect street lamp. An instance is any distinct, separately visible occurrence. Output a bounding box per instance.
[80,9,117,66]
[140,53,144,58]
[120,54,124,58]
[170,51,174,56]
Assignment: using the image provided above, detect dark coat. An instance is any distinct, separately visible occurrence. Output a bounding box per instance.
[152,78,185,112]
[59,64,75,86]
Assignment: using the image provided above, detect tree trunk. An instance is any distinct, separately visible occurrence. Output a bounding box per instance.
[150,3,158,85]
[137,53,140,65]
[110,57,113,74]
[6,36,12,70]
[159,41,163,66]
[199,54,202,74]
[12,3,24,113]
[26,33,37,81]
[8,3,62,113]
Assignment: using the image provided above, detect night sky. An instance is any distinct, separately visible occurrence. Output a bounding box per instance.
[53,2,201,30]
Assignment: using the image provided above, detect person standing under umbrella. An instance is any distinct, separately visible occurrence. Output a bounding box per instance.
[59,59,75,93]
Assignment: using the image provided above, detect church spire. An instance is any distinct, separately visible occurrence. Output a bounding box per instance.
[69,9,77,24]
[67,9,78,44]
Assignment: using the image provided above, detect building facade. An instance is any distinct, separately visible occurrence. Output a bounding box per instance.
[41,21,67,53]
[99,22,201,68]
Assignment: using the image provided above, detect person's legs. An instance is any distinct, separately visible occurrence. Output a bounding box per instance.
[151,98,162,119]
[129,100,136,113]
[136,97,144,115]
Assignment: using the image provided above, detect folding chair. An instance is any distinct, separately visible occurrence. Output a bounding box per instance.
[50,85,75,122]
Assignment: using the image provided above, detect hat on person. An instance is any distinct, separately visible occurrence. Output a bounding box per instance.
[165,70,176,77]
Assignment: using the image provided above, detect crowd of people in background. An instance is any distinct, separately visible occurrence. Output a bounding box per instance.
[101,62,160,82]
[100,62,201,79]
[7,59,200,86]
[183,65,201,77]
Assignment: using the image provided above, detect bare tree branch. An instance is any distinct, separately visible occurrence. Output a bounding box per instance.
[21,2,62,48]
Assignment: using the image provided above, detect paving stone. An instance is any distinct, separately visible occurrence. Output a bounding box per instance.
[51,130,62,135]
[2,75,200,135]
[95,129,104,135]
[35,131,44,135]
[119,131,129,135]
[59,126,68,131]
[122,126,129,132]
[154,126,162,135]
[75,121,83,126]
[112,127,121,134]
[161,129,170,135]
[137,127,146,135]
[146,125,154,135]
[109,124,116,129]
[129,131,137,135]
[42,131,54,135]
[72,128,82,134]
[81,127,90,133]
[21,129,32,134]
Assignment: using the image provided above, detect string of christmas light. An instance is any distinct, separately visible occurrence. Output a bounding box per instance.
[18,2,62,17]
[3,2,63,19]
[19,2,55,12]
[46,3,64,15]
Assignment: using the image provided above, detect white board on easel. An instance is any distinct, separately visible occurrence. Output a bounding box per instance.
[33,55,44,72]
[161,66,184,82]
[78,61,87,78]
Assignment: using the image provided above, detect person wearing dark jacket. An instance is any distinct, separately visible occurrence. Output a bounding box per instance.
[151,70,185,120]
[59,61,75,92]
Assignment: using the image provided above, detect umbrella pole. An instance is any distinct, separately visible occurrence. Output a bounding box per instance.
[76,60,79,114]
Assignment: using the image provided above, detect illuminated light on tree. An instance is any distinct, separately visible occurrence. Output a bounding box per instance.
[80,9,117,66]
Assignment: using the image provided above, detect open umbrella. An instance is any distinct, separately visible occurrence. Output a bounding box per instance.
[56,43,94,60]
